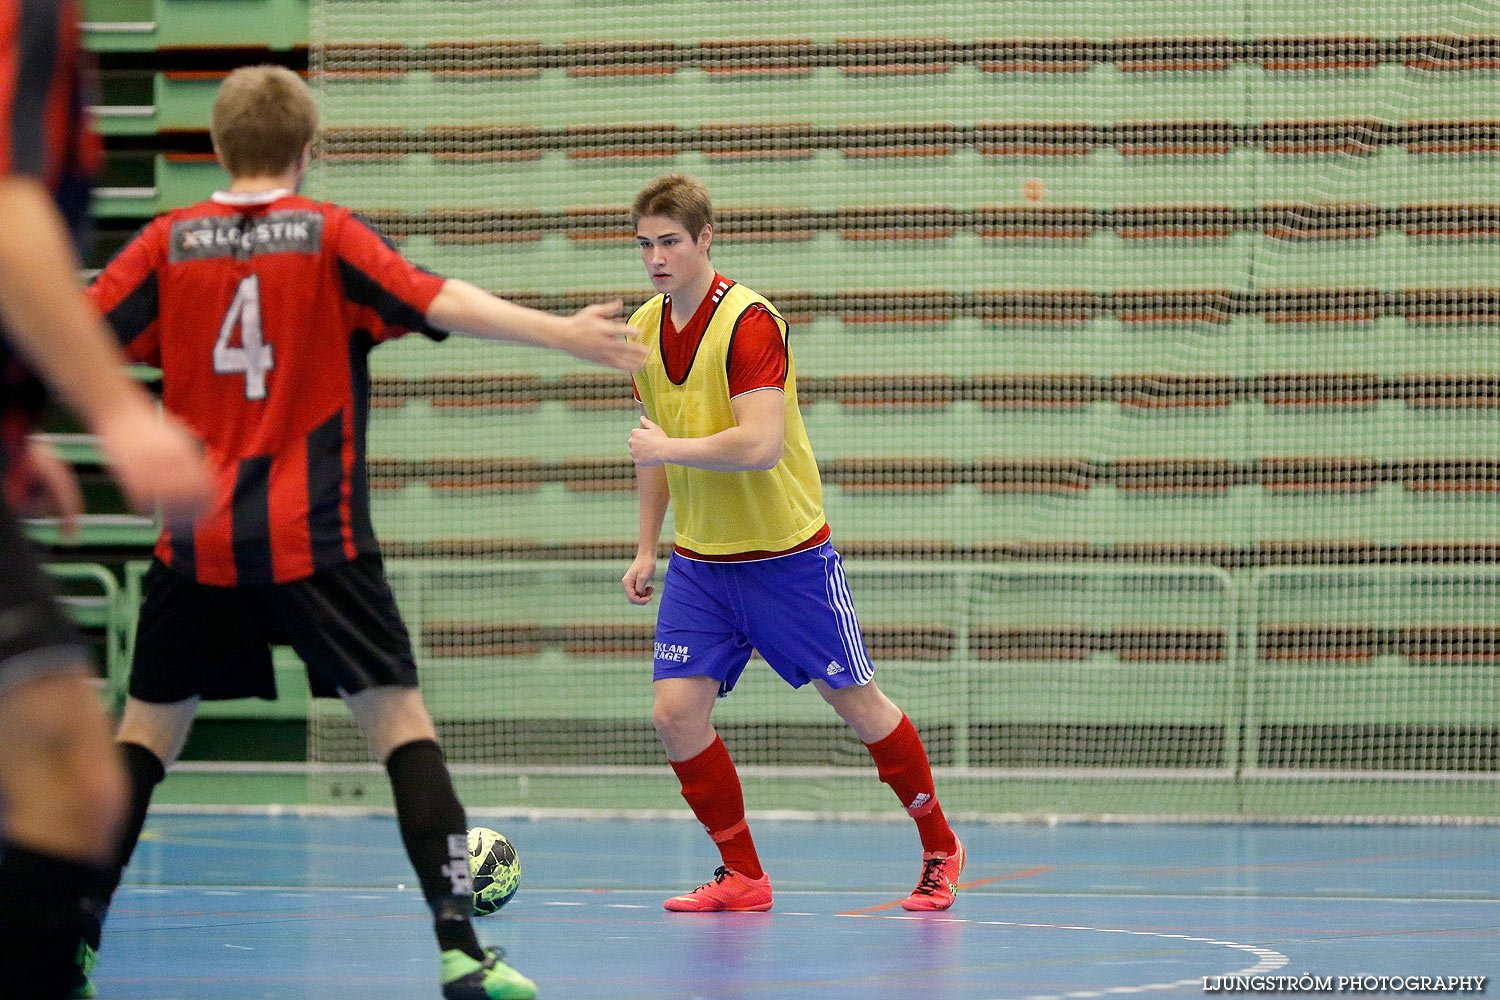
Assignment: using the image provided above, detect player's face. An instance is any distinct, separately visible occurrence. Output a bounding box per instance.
[636,216,712,298]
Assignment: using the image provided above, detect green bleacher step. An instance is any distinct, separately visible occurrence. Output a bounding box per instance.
[310,2,1500,38]
[92,73,225,136]
[83,0,307,51]
[94,154,227,218]
[315,61,1497,129]
[308,148,1500,213]
[26,514,159,548]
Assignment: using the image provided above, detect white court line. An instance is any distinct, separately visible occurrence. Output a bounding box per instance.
[840,913,1289,1000]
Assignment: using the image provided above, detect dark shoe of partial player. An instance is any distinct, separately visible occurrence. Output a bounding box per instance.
[68,940,97,998]
[440,947,537,1000]
[663,865,773,912]
[902,836,966,911]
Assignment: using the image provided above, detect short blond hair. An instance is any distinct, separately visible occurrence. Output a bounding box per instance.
[631,173,713,240]
[211,65,318,178]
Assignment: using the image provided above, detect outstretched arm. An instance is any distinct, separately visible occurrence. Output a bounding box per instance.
[425,280,647,373]
[0,176,208,517]
[628,388,785,473]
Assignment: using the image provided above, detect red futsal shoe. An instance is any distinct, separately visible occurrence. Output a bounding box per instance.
[664,865,773,912]
[901,837,965,911]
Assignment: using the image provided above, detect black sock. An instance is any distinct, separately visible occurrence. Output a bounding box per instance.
[78,741,166,952]
[385,739,483,960]
[0,840,109,1000]
[112,743,165,886]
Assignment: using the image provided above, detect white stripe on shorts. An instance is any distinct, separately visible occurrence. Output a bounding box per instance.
[820,547,873,684]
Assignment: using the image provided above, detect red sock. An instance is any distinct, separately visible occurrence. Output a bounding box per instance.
[669,735,765,879]
[865,714,958,855]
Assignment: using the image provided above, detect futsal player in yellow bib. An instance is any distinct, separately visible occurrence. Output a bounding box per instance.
[622,174,965,912]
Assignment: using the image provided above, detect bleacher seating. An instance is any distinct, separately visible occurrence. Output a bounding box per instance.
[53,2,1500,809]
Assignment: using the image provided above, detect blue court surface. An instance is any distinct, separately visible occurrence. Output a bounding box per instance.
[98,814,1497,999]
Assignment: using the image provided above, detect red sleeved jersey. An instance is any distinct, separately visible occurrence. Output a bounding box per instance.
[87,191,447,586]
[631,272,788,403]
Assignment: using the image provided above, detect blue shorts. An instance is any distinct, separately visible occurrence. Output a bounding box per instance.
[653,541,874,695]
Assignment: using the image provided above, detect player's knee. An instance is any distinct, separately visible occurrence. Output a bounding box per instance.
[650,703,679,736]
[822,682,901,740]
[61,731,127,826]
[65,760,127,845]
[13,731,128,855]
[651,701,704,742]
[116,696,198,765]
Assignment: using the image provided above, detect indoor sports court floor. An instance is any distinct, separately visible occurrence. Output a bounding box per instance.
[97,814,1497,999]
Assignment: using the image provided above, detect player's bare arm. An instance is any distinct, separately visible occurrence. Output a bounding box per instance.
[623,463,670,604]
[0,177,210,518]
[425,279,647,372]
[628,387,785,472]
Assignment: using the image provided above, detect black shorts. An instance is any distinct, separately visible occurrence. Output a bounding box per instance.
[0,502,87,698]
[129,554,419,704]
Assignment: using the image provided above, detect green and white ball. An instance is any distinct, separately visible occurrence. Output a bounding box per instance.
[466,826,521,915]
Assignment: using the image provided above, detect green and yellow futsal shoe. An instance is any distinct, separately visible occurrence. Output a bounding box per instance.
[68,940,97,998]
[440,947,538,1000]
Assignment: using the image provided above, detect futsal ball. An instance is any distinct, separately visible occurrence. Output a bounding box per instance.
[467,826,521,916]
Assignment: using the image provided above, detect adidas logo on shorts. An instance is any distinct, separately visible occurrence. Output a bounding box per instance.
[825,661,845,676]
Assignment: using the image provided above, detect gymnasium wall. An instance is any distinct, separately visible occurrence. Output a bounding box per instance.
[74,0,1500,819]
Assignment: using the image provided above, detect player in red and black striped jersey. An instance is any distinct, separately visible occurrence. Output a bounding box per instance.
[91,187,641,592]
[0,4,210,998]
[93,193,453,586]
[80,66,644,1000]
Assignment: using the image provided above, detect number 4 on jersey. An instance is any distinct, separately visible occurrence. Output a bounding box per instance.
[214,274,275,400]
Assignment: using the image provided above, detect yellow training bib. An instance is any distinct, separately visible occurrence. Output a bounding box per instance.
[630,281,825,555]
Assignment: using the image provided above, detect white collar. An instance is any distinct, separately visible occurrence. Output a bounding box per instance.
[210,188,294,206]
